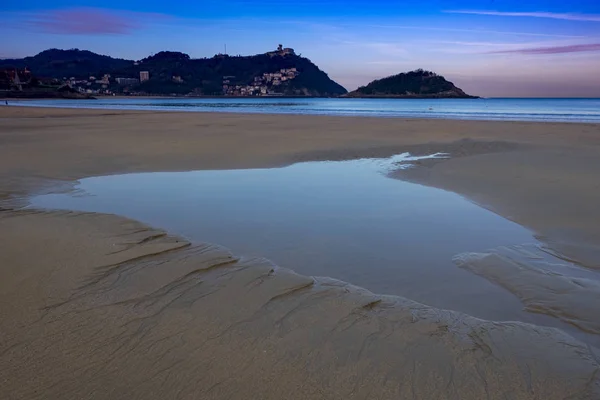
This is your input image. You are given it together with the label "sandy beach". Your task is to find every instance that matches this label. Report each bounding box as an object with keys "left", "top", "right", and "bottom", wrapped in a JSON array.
[{"left": 1, "top": 106, "right": 600, "bottom": 399}]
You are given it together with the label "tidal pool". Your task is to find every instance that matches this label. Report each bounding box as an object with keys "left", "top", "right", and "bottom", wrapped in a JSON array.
[{"left": 30, "top": 153, "right": 600, "bottom": 343}]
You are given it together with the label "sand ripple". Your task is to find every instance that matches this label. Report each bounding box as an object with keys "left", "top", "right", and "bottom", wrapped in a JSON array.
[
  {"left": 454, "top": 245, "right": 600, "bottom": 336},
  {"left": 1, "top": 211, "right": 599, "bottom": 399}
]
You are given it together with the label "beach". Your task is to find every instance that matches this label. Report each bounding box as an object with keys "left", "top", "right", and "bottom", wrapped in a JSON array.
[{"left": 1, "top": 106, "right": 600, "bottom": 399}]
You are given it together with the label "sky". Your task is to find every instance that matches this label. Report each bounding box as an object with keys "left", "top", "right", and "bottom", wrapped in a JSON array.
[{"left": 2, "top": 0, "right": 600, "bottom": 97}]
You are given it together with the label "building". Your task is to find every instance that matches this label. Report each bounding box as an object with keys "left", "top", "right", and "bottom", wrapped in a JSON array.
[
  {"left": 266, "top": 44, "right": 296, "bottom": 57},
  {"left": 172, "top": 75, "right": 183, "bottom": 83},
  {"left": 115, "top": 77, "right": 140, "bottom": 86},
  {"left": 140, "top": 71, "right": 150, "bottom": 82},
  {"left": 12, "top": 69, "right": 22, "bottom": 91},
  {"left": 98, "top": 74, "right": 110, "bottom": 85}
]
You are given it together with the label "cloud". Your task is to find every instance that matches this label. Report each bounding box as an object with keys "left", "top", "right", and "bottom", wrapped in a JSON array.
[
  {"left": 489, "top": 43, "right": 600, "bottom": 55},
  {"left": 445, "top": 10, "right": 600, "bottom": 22},
  {"left": 366, "top": 61, "right": 407, "bottom": 65},
  {"left": 362, "top": 24, "right": 584, "bottom": 38},
  {"left": 337, "top": 40, "right": 407, "bottom": 57},
  {"left": 284, "top": 20, "right": 585, "bottom": 39},
  {"left": 24, "top": 7, "right": 169, "bottom": 35}
]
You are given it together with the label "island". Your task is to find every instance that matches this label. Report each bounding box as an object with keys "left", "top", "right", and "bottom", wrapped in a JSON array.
[{"left": 345, "top": 69, "right": 477, "bottom": 98}]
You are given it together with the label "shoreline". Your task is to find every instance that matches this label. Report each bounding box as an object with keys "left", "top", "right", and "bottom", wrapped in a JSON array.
[
  {"left": 1, "top": 106, "right": 599, "bottom": 265},
  {"left": 6, "top": 99, "right": 600, "bottom": 124},
  {"left": 2, "top": 106, "right": 600, "bottom": 264},
  {"left": 2, "top": 106, "right": 600, "bottom": 398}
]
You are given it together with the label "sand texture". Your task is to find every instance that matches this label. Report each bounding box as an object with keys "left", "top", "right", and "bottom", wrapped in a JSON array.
[
  {"left": 454, "top": 246, "right": 600, "bottom": 334},
  {"left": 394, "top": 144, "right": 600, "bottom": 269},
  {"left": 1, "top": 210, "right": 599, "bottom": 399},
  {"left": 1, "top": 106, "right": 600, "bottom": 399}
]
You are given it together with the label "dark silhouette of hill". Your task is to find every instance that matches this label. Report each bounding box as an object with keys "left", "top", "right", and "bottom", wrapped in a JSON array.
[
  {"left": 346, "top": 69, "right": 476, "bottom": 98},
  {"left": 0, "top": 49, "right": 133, "bottom": 78},
  {"left": 0, "top": 48, "right": 347, "bottom": 97}
]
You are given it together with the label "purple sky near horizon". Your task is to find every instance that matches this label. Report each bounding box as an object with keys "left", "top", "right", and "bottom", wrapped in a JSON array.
[{"left": 1, "top": 1, "right": 600, "bottom": 97}]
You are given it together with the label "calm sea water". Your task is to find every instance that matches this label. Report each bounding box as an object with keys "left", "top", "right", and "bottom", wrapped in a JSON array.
[{"left": 15, "top": 97, "right": 600, "bottom": 122}]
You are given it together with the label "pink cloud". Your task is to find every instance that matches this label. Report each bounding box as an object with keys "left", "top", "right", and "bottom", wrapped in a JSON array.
[
  {"left": 490, "top": 43, "right": 600, "bottom": 55},
  {"left": 26, "top": 7, "right": 168, "bottom": 35},
  {"left": 445, "top": 10, "right": 600, "bottom": 22}
]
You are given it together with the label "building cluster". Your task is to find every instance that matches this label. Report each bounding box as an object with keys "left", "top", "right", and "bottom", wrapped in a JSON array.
[
  {"left": 66, "top": 73, "right": 113, "bottom": 95},
  {"left": 222, "top": 68, "right": 299, "bottom": 96},
  {"left": 65, "top": 71, "right": 150, "bottom": 95},
  {"left": 1, "top": 68, "right": 32, "bottom": 91}
]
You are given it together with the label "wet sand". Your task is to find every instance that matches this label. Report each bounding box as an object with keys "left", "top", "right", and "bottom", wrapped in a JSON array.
[
  {"left": 1, "top": 106, "right": 600, "bottom": 398},
  {"left": 454, "top": 248, "right": 600, "bottom": 335}
]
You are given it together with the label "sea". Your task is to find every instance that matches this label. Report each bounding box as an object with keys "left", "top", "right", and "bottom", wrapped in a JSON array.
[{"left": 14, "top": 97, "right": 600, "bottom": 123}]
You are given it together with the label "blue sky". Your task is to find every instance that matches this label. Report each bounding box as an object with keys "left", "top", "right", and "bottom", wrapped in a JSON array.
[{"left": 2, "top": 0, "right": 600, "bottom": 96}]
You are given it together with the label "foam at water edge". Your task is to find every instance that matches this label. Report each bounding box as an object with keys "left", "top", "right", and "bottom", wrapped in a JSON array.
[{"left": 387, "top": 152, "right": 449, "bottom": 171}]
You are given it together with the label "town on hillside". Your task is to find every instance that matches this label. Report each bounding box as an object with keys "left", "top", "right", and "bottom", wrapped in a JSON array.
[
  {"left": 222, "top": 67, "right": 299, "bottom": 96},
  {"left": 0, "top": 45, "right": 305, "bottom": 97}
]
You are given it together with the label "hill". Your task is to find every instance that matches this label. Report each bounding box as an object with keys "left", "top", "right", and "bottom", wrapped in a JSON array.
[
  {"left": 0, "top": 48, "right": 347, "bottom": 97},
  {"left": 0, "top": 49, "right": 133, "bottom": 79},
  {"left": 346, "top": 69, "right": 476, "bottom": 98}
]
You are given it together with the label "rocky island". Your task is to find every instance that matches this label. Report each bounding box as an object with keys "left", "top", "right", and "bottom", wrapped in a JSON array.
[{"left": 345, "top": 69, "right": 477, "bottom": 98}]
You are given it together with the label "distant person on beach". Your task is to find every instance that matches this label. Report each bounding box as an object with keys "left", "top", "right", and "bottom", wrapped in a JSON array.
[{"left": 5, "top": 101, "right": 7, "bottom": 106}]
